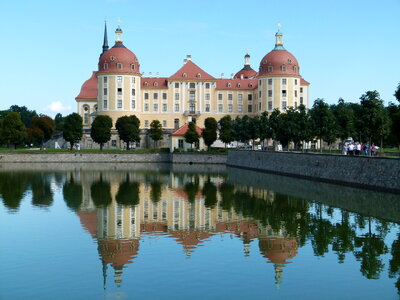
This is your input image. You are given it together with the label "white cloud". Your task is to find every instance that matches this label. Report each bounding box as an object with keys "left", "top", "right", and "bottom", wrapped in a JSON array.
[{"left": 43, "top": 101, "right": 72, "bottom": 116}]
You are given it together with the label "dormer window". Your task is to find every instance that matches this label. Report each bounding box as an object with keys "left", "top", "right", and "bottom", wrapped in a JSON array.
[
  {"left": 237, "top": 83, "right": 241, "bottom": 88},
  {"left": 131, "top": 64, "right": 135, "bottom": 71},
  {"left": 248, "top": 83, "right": 253, "bottom": 88},
  {"left": 263, "top": 60, "right": 267, "bottom": 64},
  {"left": 110, "top": 56, "right": 115, "bottom": 61},
  {"left": 294, "top": 66, "right": 298, "bottom": 72},
  {"left": 103, "top": 63, "right": 108, "bottom": 70},
  {"left": 227, "top": 83, "right": 231, "bottom": 88},
  {"left": 154, "top": 82, "right": 158, "bottom": 87},
  {"left": 196, "top": 73, "right": 201, "bottom": 78},
  {"left": 268, "top": 66, "right": 273, "bottom": 72},
  {"left": 182, "top": 73, "right": 187, "bottom": 78},
  {"left": 288, "top": 59, "right": 292, "bottom": 64},
  {"left": 117, "top": 63, "right": 123, "bottom": 70},
  {"left": 282, "top": 64, "right": 286, "bottom": 72},
  {"left": 144, "top": 82, "right": 148, "bottom": 86}
]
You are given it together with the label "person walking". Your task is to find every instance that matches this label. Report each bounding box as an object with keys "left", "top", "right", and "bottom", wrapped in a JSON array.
[
  {"left": 348, "top": 143, "right": 355, "bottom": 156},
  {"left": 371, "top": 143, "right": 376, "bottom": 156},
  {"left": 356, "top": 142, "right": 361, "bottom": 156}
]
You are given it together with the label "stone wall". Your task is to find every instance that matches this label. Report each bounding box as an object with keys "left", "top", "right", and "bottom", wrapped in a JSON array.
[
  {"left": 227, "top": 150, "right": 400, "bottom": 193},
  {"left": 171, "top": 153, "right": 227, "bottom": 164}
]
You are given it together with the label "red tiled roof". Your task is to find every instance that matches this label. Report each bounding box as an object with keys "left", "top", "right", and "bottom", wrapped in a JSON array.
[
  {"left": 234, "top": 68, "right": 258, "bottom": 79},
  {"left": 171, "top": 123, "right": 202, "bottom": 136},
  {"left": 98, "top": 239, "right": 139, "bottom": 267},
  {"left": 216, "top": 78, "right": 258, "bottom": 90},
  {"left": 98, "top": 45, "right": 140, "bottom": 74},
  {"left": 75, "top": 71, "right": 98, "bottom": 99},
  {"left": 259, "top": 237, "right": 298, "bottom": 264},
  {"left": 258, "top": 50, "right": 300, "bottom": 77},
  {"left": 169, "top": 60, "right": 215, "bottom": 80},
  {"left": 300, "top": 78, "right": 310, "bottom": 86},
  {"left": 141, "top": 77, "right": 168, "bottom": 89},
  {"left": 76, "top": 211, "right": 97, "bottom": 237}
]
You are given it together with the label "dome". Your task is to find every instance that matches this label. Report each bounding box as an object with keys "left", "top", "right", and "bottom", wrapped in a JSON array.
[
  {"left": 98, "top": 44, "right": 140, "bottom": 74},
  {"left": 234, "top": 66, "right": 257, "bottom": 79},
  {"left": 258, "top": 50, "right": 299, "bottom": 77},
  {"left": 75, "top": 71, "right": 98, "bottom": 99}
]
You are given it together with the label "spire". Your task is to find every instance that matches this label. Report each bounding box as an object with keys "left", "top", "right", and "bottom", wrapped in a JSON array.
[
  {"left": 273, "top": 24, "right": 286, "bottom": 51},
  {"left": 101, "top": 21, "right": 109, "bottom": 57},
  {"left": 102, "top": 260, "right": 108, "bottom": 290},
  {"left": 244, "top": 53, "right": 250, "bottom": 66}
]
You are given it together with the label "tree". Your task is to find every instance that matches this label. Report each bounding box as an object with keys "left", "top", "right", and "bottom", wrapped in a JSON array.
[
  {"left": 259, "top": 112, "right": 273, "bottom": 149},
  {"left": 395, "top": 82, "right": 400, "bottom": 104},
  {"left": 91, "top": 115, "right": 112, "bottom": 150},
  {"left": 219, "top": 115, "right": 234, "bottom": 147},
  {"left": 63, "top": 113, "right": 83, "bottom": 150},
  {"left": 184, "top": 122, "right": 199, "bottom": 149},
  {"left": 31, "top": 116, "right": 55, "bottom": 150},
  {"left": 91, "top": 174, "right": 112, "bottom": 207},
  {"left": 331, "top": 98, "right": 355, "bottom": 143},
  {"left": 359, "top": 91, "right": 391, "bottom": 151},
  {"left": 387, "top": 104, "right": 400, "bottom": 149},
  {"left": 268, "top": 109, "right": 281, "bottom": 149},
  {"left": 203, "top": 178, "right": 217, "bottom": 208},
  {"left": 297, "top": 105, "right": 313, "bottom": 151},
  {"left": 310, "top": 99, "right": 336, "bottom": 151},
  {"left": 149, "top": 120, "right": 163, "bottom": 148},
  {"left": 233, "top": 116, "right": 251, "bottom": 144},
  {"left": 8, "top": 105, "right": 38, "bottom": 128},
  {"left": 116, "top": 174, "right": 140, "bottom": 206},
  {"left": 1, "top": 112, "right": 26, "bottom": 149},
  {"left": 202, "top": 117, "right": 218, "bottom": 151},
  {"left": 248, "top": 116, "right": 261, "bottom": 149},
  {"left": 115, "top": 115, "right": 140, "bottom": 150},
  {"left": 63, "top": 175, "right": 83, "bottom": 211},
  {"left": 55, "top": 113, "right": 65, "bottom": 132}
]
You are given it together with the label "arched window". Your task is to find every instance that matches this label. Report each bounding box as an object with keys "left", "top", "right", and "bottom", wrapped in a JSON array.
[
  {"left": 144, "top": 82, "right": 148, "bottom": 86},
  {"left": 282, "top": 64, "right": 286, "bottom": 72},
  {"left": 182, "top": 73, "right": 187, "bottom": 78},
  {"left": 288, "top": 59, "right": 292, "bottom": 64},
  {"left": 154, "top": 82, "right": 158, "bottom": 87},
  {"left": 248, "top": 83, "right": 253, "bottom": 88},
  {"left": 268, "top": 66, "right": 273, "bottom": 72},
  {"left": 131, "top": 64, "right": 135, "bottom": 71},
  {"left": 237, "top": 83, "right": 241, "bottom": 88},
  {"left": 294, "top": 66, "right": 298, "bottom": 73},
  {"left": 83, "top": 106, "right": 89, "bottom": 124},
  {"left": 103, "top": 63, "right": 108, "bottom": 70},
  {"left": 117, "top": 63, "right": 123, "bottom": 70},
  {"left": 227, "top": 83, "right": 231, "bottom": 88},
  {"left": 196, "top": 73, "right": 201, "bottom": 78}
]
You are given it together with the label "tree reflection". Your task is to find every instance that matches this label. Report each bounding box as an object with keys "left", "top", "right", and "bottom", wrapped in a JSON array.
[
  {"left": 389, "top": 233, "right": 400, "bottom": 295},
  {"left": 91, "top": 174, "right": 112, "bottom": 207},
  {"left": 0, "top": 172, "right": 29, "bottom": 211},
  {"left": 203, "top": 178, "right": 217, "bottom": 208},
  {"left": 150, "top": 181, "right": 162, "bottom": 203},
  {"left": 116, "top": 174, "right": 140, "bottom": 207},
  {"left": 183, "top": 176, "right": 199, "bottom": 203},
  {"left": 331, "top": 211, "right": 355, "bottom": 263},
  {"left": 31, "top": 173, "right": 53, "bottom": 207},
  {"left": 219, "top": 182, "right": 235, "bottom": 211},
  {"left": 63, "top": 175, "right": 83, "bottom": 211}
]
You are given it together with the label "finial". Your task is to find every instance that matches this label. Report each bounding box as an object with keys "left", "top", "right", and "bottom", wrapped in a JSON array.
[{"left": 278, "top": 23, "right": 281, "bottom": 31}]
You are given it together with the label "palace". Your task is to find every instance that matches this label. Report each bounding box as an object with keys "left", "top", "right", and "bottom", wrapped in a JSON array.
[{"left": 75, "top": 23, "right": 310, "bottom": 149}]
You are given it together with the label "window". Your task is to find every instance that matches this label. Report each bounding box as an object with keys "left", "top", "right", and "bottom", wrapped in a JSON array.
[
  {"left": 144, "top": 82, "right": 148, "bottom": 87},
  {"left": 117, "top": 63, "right": 122, "bottom": 70},
  {"left": 288, "top": 59, "right": 292, "bottom": 64},
  {"left": 144, "top": 103, "right": 149, "bottom": 111},
  {"left": 268, "top": 90, "right": 272, "bottom": 97},
  {"left": 144, "top": 120, "right": 149, "bottom": 127},
  {"left": 259, "top": 91, "right": 262, "bottom": 98},
  {"left": 295, "top": 101, "right": 298, "bottom": 109},
  {"left": 205, "top": 93, "right": 210, "bottom": 100},
  {"left": 117, "top": 99, "right": 122, "bottom": 108},
  {"left": 131, "top": 77, "right": 135, "bottom": 84},
  {"left": 282, "top": 101, "right": 287, "bottom": 110},
  {"left": 131, "top": 100, "right": 135, "bottom": 109},
  {"left": 300, "top": 87, "right": 303, "bottom": 93},
  {"left": 182, "top": 73, "right": 187, "bottom": 78},
  {"left": 175, "top": 82, "right": 179, "bottom": 88},
  {"left": 268, "top": 101, "right": 272, "bottom": 110},
  {"left": 282, "top": 90, "right": 287, "bottom": 97},
  {"left": 294, "top": 66, "right": 298, "bottom": 72},
  {"left": 259, "top": 80, "right": 262, "bottom": 86},
  {"left": 175, "top": 93, "right": 179, "bottom": 100},
  {"left": 103, "top": 88, "right": 107, "bottom": 96},
  {"left": 248, "top": 94, "right": 252, "bottom": 101},
  {"left": 83, "top": 107, "right": 89, "bottom": 124},
  {"left": 162, "top": 93, "right": 167, "bottom": 100},
  {"left": 300, "top": 97, "right": 304, "bottom": 105},
  {"left": 175, "top": 104, "right": 179, "bottom": 112},
  {"left": 295, "top": 90, "right": 298, "bottom": 97},
  {"left": 248, "top": 105, "right": 252, "bottom": 113},
  {"left": 189, "top": 91, "right": 195, "bottom": 101},
  {"left": 189, "top": 103, "right": 195, "bottom": 113},
  {"left": 162, "top": 103, "right": 167, "bottom": 112},
  {"left": 282, "top": 79, "right": 287, "bottom": 85},
  {"left": 131, "top": 64, "right": 135, "bottom": 71},
  {"left": 238, "top": 104, "right": 243, "bottom": 112},
  {"left": 259, "top": 103, "right": 261, "bottom": 110},
  {"left": 205, "top": 104, "right": 210, "bottom": 112},
  {"left": 228, "top": 104, "right": 233, "bottom": 113},
  {"left": 268, "top": 78, "right": 272, "bottom": 85},
  {"left": 196, "top": 73, "right": 201, "bottom": 78},
  {"left": 238, "top": 94, "right": 243, "bottom": 101},
  {"left": 189, "top": 82, "right": 195, "bottom": 89},
  {"left": 268, "top": 66, "right": 273, "bottom": 72},
  {"left": 154, "top": 82, "right": 158, "bottom": 87},
  {"left": 218, "top": 94, "right": 223, "bottom": 101},
  {"left": 163, "top": 120, "right": 167, "bottom": 127},
  {"left": 117, "top": 76, "right": 122, "bottom": 83},
  {"left": 205, "top": 83, "right": 210, "bottom": 89},
  {"left": 218, "top": 104, "right": 223, "bottom": 112},
  {"left": 144, "top": 93, "right": 149, "bottom": 100},
  {"left": 103, "top": 63, "right": 108, "bottom": 70},
  {"left": 112, "top": 140, "right": 117, "bottom": 147},
  {"left": 104, "top": 77, "right": 108, "bottom": 84},
  {"left": 103, "top": 99, "right": 108, "bottom": 109},
  {"left": 154, "top": 103, "right": 158, "bottom": 111},
  {"left": 295, "top": 79, "right": 298, "bottom": 85},
  {"left": 117, "top": 88, "right": 122, "bottom": 96},
  {"left": 282, "top": 65, "right": 286, "bottom": 72},
  {"left": 227, "top": 83, "right": 231, "bottom": 88},
  {"left": 174, "top": 119, "right": 180, "bottom": 129},
  {"left": 153, "top": 93, "right": 158, "bottom": 100},
  {"left": 178, "top": 139, "right": 184, "bottom": 148},
  {"left": 228, "top": 94, "right": 233, "bottom": 101}
]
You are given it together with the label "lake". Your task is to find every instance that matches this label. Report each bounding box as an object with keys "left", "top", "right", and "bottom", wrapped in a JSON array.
[{"left": 0, "top": 163, "right": 399, "bottom": 299}]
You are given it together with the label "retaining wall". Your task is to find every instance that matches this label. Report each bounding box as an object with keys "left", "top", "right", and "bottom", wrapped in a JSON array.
[
  {"left": 171, "top": 153, "right": 227, "bottom": 164},
  {"left": 227, "top": 150, "right": 400, "bottom": 193}
]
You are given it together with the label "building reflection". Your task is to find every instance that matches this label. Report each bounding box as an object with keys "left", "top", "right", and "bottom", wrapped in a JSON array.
[{"left": 70, "top": 170, "right": 300, "bottom": 288}]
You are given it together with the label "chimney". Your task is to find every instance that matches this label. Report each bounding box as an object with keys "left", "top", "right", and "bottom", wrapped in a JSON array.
[{"left": 183, "top": 59, "right": 187, "bottom": 64}]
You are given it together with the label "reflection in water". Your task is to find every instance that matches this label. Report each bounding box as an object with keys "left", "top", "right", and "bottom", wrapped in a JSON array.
[{"left": 1, "top": 164, "right": 400, "bottom": 295}]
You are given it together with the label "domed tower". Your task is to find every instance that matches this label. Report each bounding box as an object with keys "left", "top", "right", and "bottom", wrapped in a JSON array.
[
  {"left": 234, "top": 53, "right": 257, "bottom": 79},
  {"left": 257, "top": 26, "right": 309, "bottom": 112},
  {"left": 96, "top": 25, "right": 141, "bottom": 120}
]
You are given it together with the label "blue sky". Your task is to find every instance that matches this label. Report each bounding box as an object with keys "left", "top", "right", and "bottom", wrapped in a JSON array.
[{"left": 0, "top": 0, "right": 399, "bottom": 116}]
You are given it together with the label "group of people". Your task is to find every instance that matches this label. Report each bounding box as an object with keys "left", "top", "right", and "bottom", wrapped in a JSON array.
[{"left": 342, "top": 142, "right": 378, "bottom": 156}]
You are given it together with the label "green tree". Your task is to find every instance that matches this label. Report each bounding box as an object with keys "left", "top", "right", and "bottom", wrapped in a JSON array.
[
  {"left": 150, "top": 181, "right": 162, "bottom": 203},
  {"left": 115, "top": 115, "right": 140, "bottom": 150},
  {"left": 203, "top": 178, "right": 217, "bottom": 208},
  {"left": 310, "top": 99, "right": 336, "bottom": 151},
  {"left": 275, "top": 109, "right": 295, "bottom": 150},
  {"left": 149, "top": 120, "right": 163, "bottom": 148},
  {"left": 116, "top": 174, "right": 140, "bottom": 206},
  {"left": 9, "top": 105, "right": 38, "bottom": 128},
  {"left": 91, "top": 174, "right": 112, "bottom": 207},
  {"left": 184, "top": 122, "right": 199, "bottom": 149},
  {"left": 31, "top": 174, "right": 53, "bottom": 207},
  {"left": 395, "top": 82, "right": 400, "bottom": 104},
  {"left": 259, "top": 112, "right": 273, "bottom": 149},
  {"left": 54, "top": 113, "right": 64, "bottom": 132},
  {"left": 297, "top": 105, "right": 313, "bottom": 151},
  {"left": 1, "top": 112, "right": 26, "bottom": 149},
  {"left": 31, "top": 116, "right": 55, "bottom": 150},
  {"left": 359, "top": 91, "right": 391, "bottom": 150},
  {"left": 387, "top": 104, "right": 400, "bottom": 148},
  {"left": 268, "top": 109, "right": 281, "bottom": 149},
  {"left": 91, "top": 115, "right": 112, "bottom": 150},
  {"left": 331, "top": 98, "right": 355, "bottom": 143},
  {"left": 202, "top": 117, "right": 218, "bottom": 151},
  {"left": 248, "top": 116, "right": 261, "bottom": 149},
  {"left": 219, "top": 115, "right": 234, "bottom": 147},
  {"left": 63, "top": 175, "right": 83, "bottom": 211},
  {"left": 233, "top": 116, "right": 251, "bottom": 144},
  {"left": 63, "top": 113, "right": 83, "bottom": 150}
]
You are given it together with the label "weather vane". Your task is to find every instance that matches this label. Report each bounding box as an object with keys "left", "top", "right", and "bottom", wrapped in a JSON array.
[{"left": 278, "top": 23, "right": 281, "bottom": 31}]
